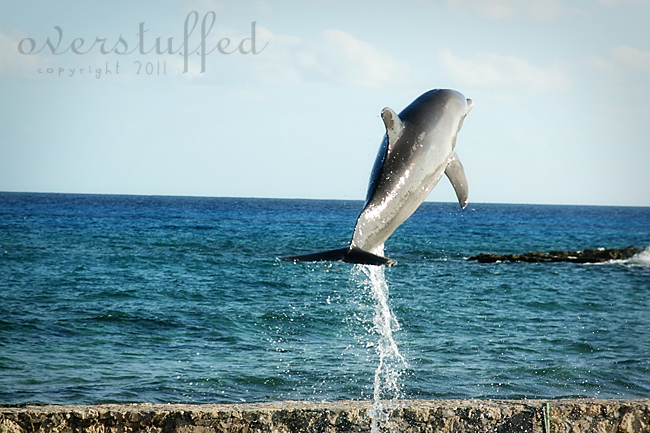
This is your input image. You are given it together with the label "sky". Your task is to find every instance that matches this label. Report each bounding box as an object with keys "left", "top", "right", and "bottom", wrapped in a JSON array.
[{"left": 1, "top": 0, "right": 649, "bottom": 206}]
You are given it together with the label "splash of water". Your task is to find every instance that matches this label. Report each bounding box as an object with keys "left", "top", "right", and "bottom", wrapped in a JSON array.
[
  {"left": 607, "top": 246, "right": 650, "bottom": 268},
  {"left": 627, "top": 247, "right": 650, "bottom": 268},
  {"left": 356, "top": 246, "right": 408, "bottom": 433}
]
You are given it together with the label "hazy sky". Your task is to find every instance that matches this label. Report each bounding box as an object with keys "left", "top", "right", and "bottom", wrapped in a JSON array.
[{"left": 1, "top": 0, "right": 649, "bottom": 206}]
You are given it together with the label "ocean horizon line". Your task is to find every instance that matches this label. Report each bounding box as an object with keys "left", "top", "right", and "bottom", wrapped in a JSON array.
[{"left": 2, "top": 190, "right": 649, "bottom": 209}]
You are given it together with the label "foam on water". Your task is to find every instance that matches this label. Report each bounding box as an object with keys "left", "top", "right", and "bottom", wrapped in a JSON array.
[
  {"left": 627, "top": 247, "right": 650, "bottom": 268},
  {"left": 355, "top": 245, "right": 408, "bottom": 433},
  {"left": 605, "top": 246, "right": 650, "bottom": 268}
]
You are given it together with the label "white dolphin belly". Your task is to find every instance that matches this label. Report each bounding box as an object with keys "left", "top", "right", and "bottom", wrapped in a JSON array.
[
  {"left": 280, "top": 88, "right": 473, "bottom": 266},
  {"left": 352, "top": 89, "right": 472, "bottom": 253}
]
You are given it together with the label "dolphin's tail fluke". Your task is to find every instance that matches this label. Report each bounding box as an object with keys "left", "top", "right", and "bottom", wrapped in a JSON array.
[{"left": 280, "top": 246, "right": 396, "bottom": 266}]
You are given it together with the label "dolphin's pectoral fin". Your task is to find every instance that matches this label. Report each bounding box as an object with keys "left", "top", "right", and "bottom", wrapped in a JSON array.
[
  {"left": 380, "top": 107, "right": 404, "bottom": 149},
  {"left": 445, "top": 151, "right": 469, "bottom": 209},
  {"left": 280, "top": 246, "right": 396, "bottom": 266}
]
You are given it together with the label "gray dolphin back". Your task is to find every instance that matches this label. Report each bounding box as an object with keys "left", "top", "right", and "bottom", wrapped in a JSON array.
[{"left": 280, "top": 88, "right": 472, "bottom": 266}]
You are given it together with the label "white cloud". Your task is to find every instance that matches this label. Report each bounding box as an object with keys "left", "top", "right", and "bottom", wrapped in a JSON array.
[
  {"left": 178, "top": 0, "right": 226, "bottom": 15},
  {"left": 178, "top": 0, "right": 272, "bottom": 15},
  {"left": 595, "top": 0, "right": 650, "bottom": 5},
  {"left": 441, "top": 0, "right": 568, "bottom": 20},
  {"left": 439, "top": 48, "right": 571, "bottom": 94},
  {"left": 252, "top": 27, "right": 409, "bottom": 87},
  {"left": 0, "top": 30, "right": 40, "bottom": 76},
  {"left": 320, "top": 29, "right": 408, "bottom": 87},
  {"left": 586, "top": 46, "right": 650, "bottom": 87},
  {"left": 248, "top": 27, "right": 309, "bottom": 85}
]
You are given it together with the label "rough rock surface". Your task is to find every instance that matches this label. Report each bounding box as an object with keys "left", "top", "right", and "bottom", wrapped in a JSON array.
[
  {"left": 1, "top": 399, "right": 649, "bottom": 433},
  {"left": 467, "top": 246, "right": 641, "bottom": 264}
]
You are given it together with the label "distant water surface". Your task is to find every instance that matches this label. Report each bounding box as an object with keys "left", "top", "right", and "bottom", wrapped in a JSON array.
[{"left": 1, "top": 192, "right": 648, "bottom": 404}]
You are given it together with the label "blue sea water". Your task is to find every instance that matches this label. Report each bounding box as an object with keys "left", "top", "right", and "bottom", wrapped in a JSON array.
[{"left": 1, "top": 192, "right": 649, "bottom": 405}]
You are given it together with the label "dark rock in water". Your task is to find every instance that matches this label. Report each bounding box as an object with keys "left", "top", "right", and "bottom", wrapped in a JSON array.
[{"left": 468, "top": 246, "right": 640, "bottom": 264}]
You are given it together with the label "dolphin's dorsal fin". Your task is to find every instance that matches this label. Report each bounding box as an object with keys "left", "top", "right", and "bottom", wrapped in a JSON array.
[
  {"left": 445, "top": 151, "right": 469, "bottom": 209},
  {"left": 466, "top": 98, "right": 474, "bottom": 113},
  {"left": 381, "top": 107, "right": 404, "bottom": 150}
]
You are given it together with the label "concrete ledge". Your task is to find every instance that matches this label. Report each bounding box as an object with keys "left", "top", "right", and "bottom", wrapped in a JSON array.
[{"left": 1, "top": 399, "right": 649, "bottom": 433}]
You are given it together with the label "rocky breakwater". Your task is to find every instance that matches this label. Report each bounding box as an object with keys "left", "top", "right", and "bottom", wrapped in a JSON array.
[
  {"left": 2, "top": 399, "right": 650, "bottom": 433},
  {"left": 468, "top": 246, "right": 641, "bottom": 264}
]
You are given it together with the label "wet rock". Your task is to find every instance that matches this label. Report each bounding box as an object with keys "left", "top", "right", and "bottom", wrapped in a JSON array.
[
  {"left": 0, "top": 418, "right": 24, "bottom": 433},
  {"left": 1, "top": 400, "right": 649, "bottom": 433},
  {"left": 468, "top": 246, "right": 641, "bottom": 264}
]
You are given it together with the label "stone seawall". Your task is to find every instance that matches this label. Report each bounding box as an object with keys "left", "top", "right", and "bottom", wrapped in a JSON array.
[{"left": 1, "top": 399, "right": 649, "bottom": 433}]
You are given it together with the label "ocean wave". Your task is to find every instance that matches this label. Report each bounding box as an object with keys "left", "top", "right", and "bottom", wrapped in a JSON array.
[
  {"left": 610, "top": 246, "right": 650, "bottom": 268},
  {"left": 627, "top": 247, "right": 650, "bottom": 268},
  {"left": 3, "top": 193, "right": 650, "bottom": 404}
]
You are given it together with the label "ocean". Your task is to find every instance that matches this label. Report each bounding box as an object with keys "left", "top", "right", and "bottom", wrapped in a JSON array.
[{"left": 1, "top": 192, "right": 649, "bottom": 406}]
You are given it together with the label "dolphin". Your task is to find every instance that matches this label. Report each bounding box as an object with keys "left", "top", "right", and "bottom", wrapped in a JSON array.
[{"left": 281, "top": 88, "right": 473, "bottom": 266}]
